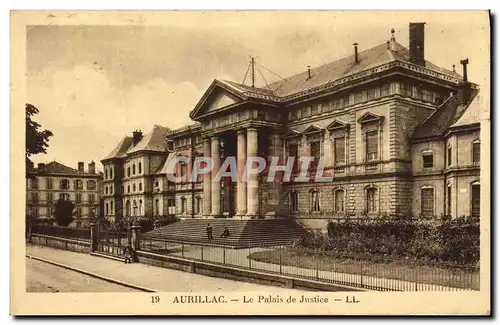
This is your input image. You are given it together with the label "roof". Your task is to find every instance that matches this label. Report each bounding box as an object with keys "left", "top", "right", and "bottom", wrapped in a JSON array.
[
  {"left": 412, "top": 87, "right": 479, "bottom": 139},
  {"left": 153, "top": 152, "right": 178, "bottom": 175},
  {"left": 450, "top": 92, "right": 481, "bottom": 128},
  {"left": 102, "top": 136, "right": 133, "bottom": 160},
  {"left": 223, "top": 40, "right": 462, "bottom": 99},
  {"left": 126, "top": 125, "right": 172, "bottom": 155},
  {"left": 34, "top": 161, "right": 99, "bottom": 177}
]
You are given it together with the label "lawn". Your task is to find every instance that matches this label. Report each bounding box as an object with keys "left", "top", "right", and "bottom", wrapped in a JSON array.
[{"left": 248, "top": 247, "right": 480, "bottom": 290}]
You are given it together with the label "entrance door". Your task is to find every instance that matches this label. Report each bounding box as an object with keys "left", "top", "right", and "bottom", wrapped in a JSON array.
[{"left": 471, "top": 183, "right": 480, "bottom": 218}]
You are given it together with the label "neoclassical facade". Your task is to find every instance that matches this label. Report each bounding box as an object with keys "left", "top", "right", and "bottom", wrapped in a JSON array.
[{"left": 103, "top": 23, "right": 482, "bottom": 224}]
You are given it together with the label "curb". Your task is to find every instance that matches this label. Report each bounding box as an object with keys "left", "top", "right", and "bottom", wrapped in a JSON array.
[{"left": 26, "top": 254, "right": 156, "bottom": 293}]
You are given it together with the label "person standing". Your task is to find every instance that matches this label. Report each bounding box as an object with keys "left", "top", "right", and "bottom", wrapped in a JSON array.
[{"left": 206, "top": 223, "right": 213, "bottom": 240}]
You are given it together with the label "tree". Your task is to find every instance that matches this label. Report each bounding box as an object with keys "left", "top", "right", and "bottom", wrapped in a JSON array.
[
  {"left": 54, "top": 199, "right": 75, "bottom": 227},
  {"left": 26, "top": 103, "right": 53, "bottom": 171}
]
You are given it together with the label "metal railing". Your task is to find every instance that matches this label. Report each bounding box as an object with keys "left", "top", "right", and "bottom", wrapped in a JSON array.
[
  {"left": 31, "top": 224, "right": 91, "bottom": 242},
  {"left": 139, "top": 236, "right": 479, "bottom": 292}
]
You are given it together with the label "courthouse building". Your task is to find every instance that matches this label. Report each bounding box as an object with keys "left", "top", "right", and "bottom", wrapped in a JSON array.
[
  {"left": 103, "top": 23, "right": 482, "bottom": 225},
  {"left": 26, "top": 161, "right": 102, "bottom": 227}
]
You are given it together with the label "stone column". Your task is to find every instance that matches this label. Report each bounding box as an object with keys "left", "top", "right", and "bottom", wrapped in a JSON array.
[
  {"left": 130, "top": 224, "right": 141, "bottom": 262},
  {"left": 236, "top": 129, "right": 247, "bottom": 216},
  {"left": 90, "top": 222, "right": 99, "bottom": 252},
  {"left": 246, "top": 128, "right": 259, "bottom": 217},
  {"left": 267, "top": 132, "right": 283, "bottom": 217},
  {"left": 203, "top": 138, "right": 212, "bottom": 216},
  {"left": 211, "top": 136, "right": 222, "bottom": 216}
]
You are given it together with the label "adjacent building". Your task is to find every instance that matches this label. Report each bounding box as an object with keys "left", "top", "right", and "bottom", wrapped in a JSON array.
[
  {"left": 26, "top": 161, "right": 102, "bottom": 227},
  {"left": 103, "top": 22, "right": 483, "bottom": 225}
]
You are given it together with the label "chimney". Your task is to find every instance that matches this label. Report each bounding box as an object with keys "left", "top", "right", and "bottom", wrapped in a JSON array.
[
  {"left": 353, "top": 43, "right": 359, "bottom": 63},
  {"left": 307, "top": 65, "right": 312, "bottom": 79},
  {"left": 88, "top": 161, "right": 96, "bottom": 174},
  {"left": 78, "top": 161, "right": 84, "bottom": 172},
  {"left": 409, "top": 22, "right": 426, "bottom": 66},
  {"left": 456, "top": 58, "right": 471, "bottom": 105},
  {"left": 133, "top": 130, "right": 143, "bottom": 145}
]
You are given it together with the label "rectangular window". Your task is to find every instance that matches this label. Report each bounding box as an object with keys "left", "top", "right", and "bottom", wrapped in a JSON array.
[
  {"left": 138, "top": 162, "right": 142, "bottom": 174},
  {"left": 76, "top": 193, "right": 82, "bottom": 203},
  {"left": 447, "top": 146, "right": 452, "bottom": 167},
  {"left": 421, "top": 188, "right": 434, "bottom": 216},
  {"left": 288, "top": 143, "right": 299, "bottom": 172},
  {"left": 31, "top": 192, "right": 38, "bottom": 203},
  {"left": 334, "top": 137, "right": 346, "bottom": 165},
  {"left": 31, "top": 178, "right": 38, "bottom": 189},
  {"left": 110, "top": 200, "right": 114, "bottom": 213},
  {"left": 365, "top": 131, "right": 379, "bottom": 161},
  {"left": 47, "top": 192, "right": 53, "bottom": 203},
  {"left": 75, "top": 180, "right": 83, "bottom": 190},
  {"left": 473, "top": 141, "right": 480, "bottom": 165},
  {"left": 46, "top": 178, "right": 53, "bottom": 189},
  {"left": 105, "top": 169, "right": 108, "bottom": 179},
  {"left": 334, "top": 190, "right": 345, "bottom": 213},
  {"left": 367, "top": 188, "right": 377, "bottom": 213},
  {"left": 47, "top": 208, "right": 53, "bottom": 217},
  {"left": 105, "top": 203, "right": 109, "bottom": 215},
  {"left": 353, "top": 91, "right": 362, "bottom": 104},
  {"left": 76, "top": 207, "right": 81, "bottom": 217},
  {"left": 380, "top": 83, "right": 390, "bottom": 96},
  {"left": 311, "top": 105, "right": 319, "bottom": 115},
  {"left": 89, "top": 194, "right": 95, "bottom": 203},
  {"left": 310, "top": 141, "right": 321, "bottom": 168},
  {"left": 422, "top": 153, "right": 434, "bottom": 168},
  {"left": 367, "top": 88, "right": 376, "bottom": 101},
  {"left": 60, "top": 179, "right": 69, "bottom": 190}
]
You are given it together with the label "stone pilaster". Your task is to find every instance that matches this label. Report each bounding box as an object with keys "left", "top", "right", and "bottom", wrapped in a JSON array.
[
  {"left": 236, "top": 129, "right": 247, "bottom": 216},
  {"left": 211, "top": 136, "right": 221, "bottom": 216},
  {"left": 246, "top": 128, "right": 259, "bottom": 217},
  {"left": 203, "top": 138, "right": 212, "bottom": 216}
]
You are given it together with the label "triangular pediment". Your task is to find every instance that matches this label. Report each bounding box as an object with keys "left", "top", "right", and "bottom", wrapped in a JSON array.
[
  {"left": 189, "top": 80, "right": 247, "bottom": 120},
  {"left": 358, "top": 112, "right": 384, "bottom": 124},
  {"left": 303, "top": 124, "right": 325, "bottom": 136},
  {"left": 326, "top": 119, "right": 349, "bottom": 131},
  {"left": 284, "top": 129, "right": 302, "bottom": 138}
]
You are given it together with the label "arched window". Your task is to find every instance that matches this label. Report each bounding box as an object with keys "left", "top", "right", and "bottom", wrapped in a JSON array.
[
  {"left": 138, "top": 199, "right": 142, "bottom": 215},
  {"left": 472, "top": 139, "right": 480, "bottom": 165},
  {"left": 195, "top": 196, "right": 203, "bottom": 215},
  {"left": 366, "top": 186, "right": 378, "bottom": 214},
  {"left": 138, "top": 162, "right": 142, "bottom": 174},
  {"left": 310, "top": 189, "right": 320, "bottom": 212},
  {"left": 133, "top": 200, "right": 138, "bottom": 216},
  {"left": 132, "top": 183, "right": 136, "bottom": 192},
  {"left": 132, "top": 164, "right": 136, "bottom": 175},
  {"left": 180, "top": 197, "right": 187, "bottom": 214},
  {"left": 289, "top": 190, "right": 299, "bottom": 213},
  {"left": 334, "top": 188, "right": 345, "bottom": 213},
  {"left": 139, "top": 182, "right": 142, "bottom": 191},
  {"left": 125, "top": 200, "right": 131, "bottom": 217}
]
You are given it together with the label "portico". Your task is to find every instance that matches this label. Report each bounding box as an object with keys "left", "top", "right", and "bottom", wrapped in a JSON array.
[{"left": 189, "top": 79, "right": 282, "bottom": 218}]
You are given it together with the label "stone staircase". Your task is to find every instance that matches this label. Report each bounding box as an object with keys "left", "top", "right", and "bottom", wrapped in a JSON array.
[{"left": 142, "top": 218, "right": 309, "bottom": 248}]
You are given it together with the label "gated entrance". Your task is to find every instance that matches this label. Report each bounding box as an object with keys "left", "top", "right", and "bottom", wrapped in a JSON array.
[{"left": 97, "top": 226, "right": 131, "bottom": 256}]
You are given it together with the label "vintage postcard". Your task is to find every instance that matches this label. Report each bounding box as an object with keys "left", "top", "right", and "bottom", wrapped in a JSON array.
[{"left": 10, "top": 10, "right": 491, "bottom": 315}]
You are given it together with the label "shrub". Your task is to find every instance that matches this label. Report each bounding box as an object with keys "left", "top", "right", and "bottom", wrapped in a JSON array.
[{"left": 296, "top": 217, "right": 480, "bottom": 265}]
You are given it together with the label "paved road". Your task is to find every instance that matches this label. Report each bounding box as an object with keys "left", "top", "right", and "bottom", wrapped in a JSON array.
[
  {"left": 27, "top": 245, "right": 302, "bottom": 292},
  {"left": 26, "top": 257, "right": 138, "bottom": 293}
]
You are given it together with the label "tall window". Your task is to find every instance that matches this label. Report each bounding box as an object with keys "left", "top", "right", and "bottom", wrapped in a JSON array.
[
  {"left": 310, "top": 190, "right": 320, "bottom": 212},
  {"left": 447, "top": 184, "right": 452, "bottom": 217},
  {"left": 105, "top": 186, "right": 108, "bottom": 195},
  {"left": 138, "top": 162, "right": 142, "bottom": 174},
  {"left": 132, "top": 184, "right": 136, "bottom": 192},
  {"left": 105, "top": 203, "right": 109, "bottom": 215},
  {"left": 366, "top": 131, "right": 379, "bottom": 161},
  {"left": 421, "top": 187, "right": 434, "bottom": 216},
  {"left": 105, "top": 169, "right": 108, "bottom": 179},
  {"left": 47, "top": 208, "right": 53, "bottom": 217},
  {"left": 75, "top": 207, "right": 81, "bottom": 217},
  {"left": 400, "top": 82, "right": 412, "bottom": 97},
  {"left": 288, "top": 143, "right": 299, "bottom": 172},
  {"left": 310, "top": 141, "right": 321, "bottom": 168},
  {"left": 472, "top": 140, "right": 480, "bottom": 165},
  {"left": 334, "top": 189, "right": 345, "bottom": 213},
  {"left": 139, "top": 182, "right": 142, "bottom": 191},
  {"left": 132, "top": 164, "right": 136, "bottom": 175},
  {"left": 196, "top": 197, "right": 202, "bottom": 215},
  {"left": 471, "top": 181, "right": 480, "bottom": 218},
  {"left": 155, "top": 199, "right": 160, "bottom": 215},
  {"left": 127, "top": 185, "right": 131, "bottom": 193},
  {"left": 110, "top": 200, "right": 114, "bottom": 213},
  {"left": 447, "top": 146, "right": 452, "bottom": 167},
  {"left": 366, "top": 187, "right": 377, "bottom": 213},
  {"left": 31, "top": 192, "right": 38, "bottom": 203},
  {"left": 289, "top": 191, "right": 299, "bottom": 213},
  {"left": 422, "top": 151, "right": 434, "bottom": 168},
  {"left": 334, "top": 137, "right": 346, "bottom": 165},
  {"left": 46, "top": 178, "right": 53, "bottom": 189},
  {"left": 127, "top": 167, "right": 131, "bottom": 177},
  {"left": 76, "top": 193, "right": 82, "bottom": 203},
  {"left": 59, "top": 193, "right": 70, "bottom": 201},
  {"left": 47, "top": 192, "right": 53, "bottom": 203},
  {"left": 110, "top": 168, "right": 113, "bottom": 179},
  {"left": 180, "top": 197, "right": 187, "bottom": 214},
  {"left": 60, "top": 179, "right": 69, "bottom": 190},
  {"left": 89, "top": 194, "right": 95, "bottom": 203},
  {"left": 139, "top": 200, "right": 142, "bottom": 215}
]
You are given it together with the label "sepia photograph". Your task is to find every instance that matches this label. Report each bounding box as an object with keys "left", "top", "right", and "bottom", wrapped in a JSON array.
[{"left": 10, "top": 10, "right": 491, "bottom": 315}]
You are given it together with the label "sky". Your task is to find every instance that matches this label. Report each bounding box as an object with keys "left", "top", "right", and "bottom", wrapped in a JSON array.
[{"left": 26, "top": 11, "right": 490, "bottom": 171}]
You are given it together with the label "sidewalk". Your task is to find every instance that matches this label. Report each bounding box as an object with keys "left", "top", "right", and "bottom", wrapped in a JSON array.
[{"left": 26, "top": 244, "right": 300, "bottom": 292}]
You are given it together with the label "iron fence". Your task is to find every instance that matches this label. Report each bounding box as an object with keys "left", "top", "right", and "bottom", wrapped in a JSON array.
[
  {"left": 97, "top": 230, "right": 130, "bottom": 256},
  {"left": 139, "top": 236, "right": 479, "bottom": 292}
]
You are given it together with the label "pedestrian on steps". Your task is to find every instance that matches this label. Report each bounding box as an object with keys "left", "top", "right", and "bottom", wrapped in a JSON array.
[{"left": 206, "top": 223, "right": 213, "bottom": 240}]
